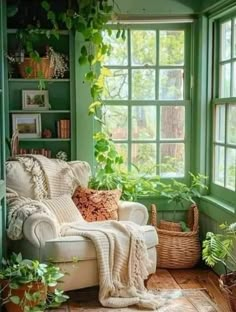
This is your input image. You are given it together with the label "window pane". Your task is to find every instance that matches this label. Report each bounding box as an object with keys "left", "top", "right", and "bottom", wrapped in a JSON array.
[
  {"left": 115, "top": 143, "right": 128, "bottom": 170},
  {"left": 103, "top": 30, "right": 128, "bottom": 66},
  {"left": 103, "top": 69, "right": 128, "bottom": 100},
  {"left": 103, "top": 106, "right": 128, "bottom": 140},
  {"left": 131, "top": 143, "right": 156, "bottom": 173},
  {"left": 132, "top": 106, "right": 156, "bottom": 140},
  {"left": 132, "top": 69, "right": 155, "bottom": 100},
  {"left": 228, "top": 104, "right": 236, "bottom": 144},
  {"left": 159, "top": 69, "right": 184, "bottom": 100},
  {"left": 226, "top": 148, "right": 236, "bottom": 191},
  {"left": 160, "top": 143, "right": 184, "bottom": 177},
  {"left": 214, "top": 145, "right": 225, "bottom": 186},
  {"left": 215, "top": 104, "right": 225, "bottom": 143},
  {"left": 220, "top": 63, "right": 231, "bottom": 98},
  {"left": 160, "top": 106, "right": 185, "bottom": 139},
  {"left": 131, "top": 30, "right": 156, "bottom": 66},
  {"left": 233, "top": 62, "right": 236, "bottom": 96},
  {"left": 221, "top": 20, "right": 231, "bottom": 61},
  {"left": 160, "top": 30, "right": 184, "bottom": 65}
]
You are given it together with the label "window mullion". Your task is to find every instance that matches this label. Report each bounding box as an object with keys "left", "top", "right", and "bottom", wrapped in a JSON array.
[
  {"left": 127, "top": 29, "right": 132, "bottom": 171},
  {"left": 224, "top": 103, "right": 228, "bottom": 187},
  {"left": 156, "top": 29, "right": 160, "bottom": 175}
]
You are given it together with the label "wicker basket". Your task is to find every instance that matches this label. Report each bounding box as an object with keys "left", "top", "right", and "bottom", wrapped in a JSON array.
[
  {"left": 18, "top": 57, "right": 54, "bottom": 79},
  {"left": 219, "top": 273, "right": 236, "bottom": 312},
  {"left": 150, "top": 203, "right": 201, "bottom": 269}
]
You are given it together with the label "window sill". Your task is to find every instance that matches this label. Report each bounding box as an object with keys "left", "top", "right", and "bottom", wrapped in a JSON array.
[{"left": 201, "top": 195, "right": 235, "bottom": 215}]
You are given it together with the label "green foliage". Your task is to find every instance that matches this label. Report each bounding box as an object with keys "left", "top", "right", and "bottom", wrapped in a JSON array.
[
  {"left": 202, "top": 223, "right": 236, "bottom": 274},
  {"left": 89, "top": 131, "right": 165, "bottom": 201},
  {"left": 162, "top": 173, "right": 208, "bottom": 208},
  {"left": 0, "top": 253, "right": 69, "bottom": 311}
]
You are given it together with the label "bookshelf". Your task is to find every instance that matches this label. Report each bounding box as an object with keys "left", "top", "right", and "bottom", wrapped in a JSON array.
[{"left": 7, "top": 30, "right": 75, "bottom": 160}]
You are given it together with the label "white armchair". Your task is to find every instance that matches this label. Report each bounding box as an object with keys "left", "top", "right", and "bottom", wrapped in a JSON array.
[{"left": 6, "top": 156, "right": 158, "bottom": 291}]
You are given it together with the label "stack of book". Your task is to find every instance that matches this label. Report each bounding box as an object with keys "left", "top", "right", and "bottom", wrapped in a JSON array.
[
  {"left": 18, "top": 148, "right": 52, "bottom": 158},
  {"left": 57, "top": 119, "right": 70, "bottom": 138}
]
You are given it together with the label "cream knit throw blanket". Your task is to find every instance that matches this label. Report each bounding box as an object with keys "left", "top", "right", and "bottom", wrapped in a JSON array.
[
  {"left": 6, "top": 188, "right": 57, "bottom": 240},
  {"left": 17, "top": 155, "right": 77, "bottom": 199},
  {"left": 7, "top": 155, "right": 77, "bottom": 239},
  {"left": 61, "top": 221, "right": 161, "bottom": 310}
]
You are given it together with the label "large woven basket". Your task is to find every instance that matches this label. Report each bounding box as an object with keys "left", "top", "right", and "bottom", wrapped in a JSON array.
[
  {"left": 150, "top": 203, "right": 201, "bottom": 269},
  {"left": 219, "top": 273, "right": 236, "bottom": 312},
  {"left": 18, "top": 57, "right": 54, "bottom": 79}
]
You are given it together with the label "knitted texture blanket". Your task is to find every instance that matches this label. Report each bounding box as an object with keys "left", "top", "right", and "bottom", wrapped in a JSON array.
[
  {"left": 6, "top": 155, "right": 77, "bottom": 239},
  {"left": 17, "top": 155, "right": 78, "bottom": 199},
  {"left": 6, "top": 188, "right": 57, "bottom": 240},
  {"left": 61, "top": 221, "right": 160, "bottom": 310}
]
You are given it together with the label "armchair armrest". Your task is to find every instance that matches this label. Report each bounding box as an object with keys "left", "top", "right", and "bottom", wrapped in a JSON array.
[
  {"left": 23, "top": 213, "right": 59, "bottom": 248},
  {"left": 118, "top": 200, "right": 148, "bottom": 225}
]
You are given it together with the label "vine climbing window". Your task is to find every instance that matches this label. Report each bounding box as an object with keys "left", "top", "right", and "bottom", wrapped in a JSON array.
[{"left": 102, "top": 23, "right": 191, "bottom": 178}]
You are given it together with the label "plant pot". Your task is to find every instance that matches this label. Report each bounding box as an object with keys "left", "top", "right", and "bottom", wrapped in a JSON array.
[
  {"left": 1, "top": 281, "right": 47, "bottom": 312},
  {"left": 18, "top": 57, "right": 54, "bottom": 79},
  {"left": 219, "top": 273, "right": 236, "bottom": 312}
]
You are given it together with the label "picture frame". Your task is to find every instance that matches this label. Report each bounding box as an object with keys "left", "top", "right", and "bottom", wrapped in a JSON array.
[
  {"left": 12, "top": 114, "right": 41, "bottom": 138},
  {"left": 22, "top": 90, "right": 50, "bottom": 110}
]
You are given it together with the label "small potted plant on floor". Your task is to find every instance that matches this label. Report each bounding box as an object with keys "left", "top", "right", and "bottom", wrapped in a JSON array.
[
  {"left": 202, "top": 223, "right": 236, "bottom": 312},
  {"left": 0, "top": 252, "right": 69, "bottom": 312}
]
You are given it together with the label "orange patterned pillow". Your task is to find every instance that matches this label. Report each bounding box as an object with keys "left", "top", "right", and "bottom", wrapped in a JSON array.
[{"left": 72, "top": 187, "right": 121, "bottom": 222}]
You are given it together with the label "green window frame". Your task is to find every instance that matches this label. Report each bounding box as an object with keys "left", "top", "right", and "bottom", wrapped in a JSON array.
[
  {"left": 102, "top": 23, "right": 192, "bottom": 180},
  {"left": 211, "top": 13, "right": 236, "bottom": 204}
]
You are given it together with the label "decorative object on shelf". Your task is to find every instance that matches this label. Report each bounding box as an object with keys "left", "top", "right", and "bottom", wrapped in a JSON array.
[
  {"left": 12, "top": 113, "right": 41, "bottom": 138},
  {"left": 57, "top": 119, "right": 70, "bottom": 138},
  {"left": 10, "top": 129, "right": 19, "bottom": 158},
  {"left": 42, "top": 128, "right": 52, "bottom": 138},
  {"left": 19, "top": 148, "right": 52, "bottom": 158},
  {"left": 56, "top": 151, "right": 68, "bottom": 161},
  {"left": 17, "top": 46, "right": 68, "bottom": 79},
  {"left": 22, "top": 89, "right": 50, "bottom": 110}
]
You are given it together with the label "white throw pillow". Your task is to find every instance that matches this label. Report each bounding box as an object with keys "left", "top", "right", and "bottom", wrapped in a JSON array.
[{"left": 42, "top": 195, "right": 86, "bottom": 225}]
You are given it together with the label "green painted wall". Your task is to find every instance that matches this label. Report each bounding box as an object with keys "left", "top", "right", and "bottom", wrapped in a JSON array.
[{"left": 116, "top": 0, "right": 198, "bottom": 15}]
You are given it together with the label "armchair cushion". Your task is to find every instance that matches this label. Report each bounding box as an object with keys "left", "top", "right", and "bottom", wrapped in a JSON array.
[
  {"left": 42, "top": 195, "right": 86, "bottom": 225},
  {"left": 72, "top": 187, "right": 121, "bottom": 222},
  {"left": 44, "top": 225, "right": 158, "bottom": 263}
]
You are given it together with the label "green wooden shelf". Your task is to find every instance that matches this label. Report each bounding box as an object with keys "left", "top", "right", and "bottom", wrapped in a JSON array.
[
  {"left": 19, "top": 138, "right": 71, "bottom": 142},
  {"left": 8, "top": 78, "right": 70, "bottom": 82},
  {"left": 7, "top": 29, "right": 69, "bottom": 35},
  {"left": 10, "top": 110, "right": 70, "bottom": 113}
]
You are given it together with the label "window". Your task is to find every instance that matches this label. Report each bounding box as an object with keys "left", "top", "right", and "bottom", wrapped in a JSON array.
[
  {"left": 102, "top": 24, "right": 191, "bottom": 178},
  {"left": 212, "top": 15, "right": 236, "bottom": 200}
]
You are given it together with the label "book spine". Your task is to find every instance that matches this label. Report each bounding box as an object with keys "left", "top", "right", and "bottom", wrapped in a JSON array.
[{"left": 57, "top": 120, "right": 61, "bottom": 138}]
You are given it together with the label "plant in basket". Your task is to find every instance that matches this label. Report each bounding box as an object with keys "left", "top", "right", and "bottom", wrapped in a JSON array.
[
  {"left": 150, "top": 173, "right": 207, "bottom": 269},
  {"left": 202, "top": 223, "right": 236, "bottom": 312},
  {"left": 0, "top": 252, "right": 69, "bottom": 312},
  {"left": 160, "top": 172, "right": 207, "bottom": 231},
  {"left": 7, "top": 45, "right": 68, "bottom": 80}
]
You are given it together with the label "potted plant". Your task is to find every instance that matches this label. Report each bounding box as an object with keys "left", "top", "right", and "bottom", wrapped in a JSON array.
[
  {"left": 160, "top": 173, "right": 208, "bottom": 231},
  {"left": 0, "top": 252, "right": 69, "bottom": 312},
  {"left": 7, "top": 46, "right": 68, "bottom": 80},
  {"left": 88, "top": 132, "right": 165, "bottom": 201},
  {"left": 202, "top": 223, "right": 236, "bottom": 312}
]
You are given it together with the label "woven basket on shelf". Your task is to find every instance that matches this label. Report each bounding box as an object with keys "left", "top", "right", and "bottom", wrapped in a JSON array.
[
  {"left": 18, "top": 57, "right": 54, "bottom": 79},
  {"left": 150, "top": 203, "right": 201, "bottom": 269}
]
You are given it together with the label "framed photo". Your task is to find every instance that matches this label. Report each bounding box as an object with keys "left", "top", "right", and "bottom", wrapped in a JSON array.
[
  {"left": 12, "top": 114, "right": 41, "bottom": 138},
  {"left": 22, "top": 90, "right": 50, "bottom": 110}
]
